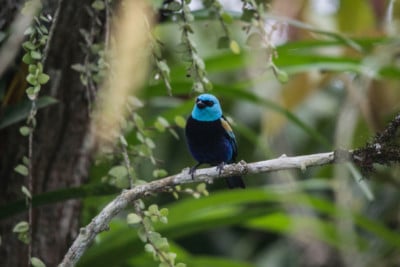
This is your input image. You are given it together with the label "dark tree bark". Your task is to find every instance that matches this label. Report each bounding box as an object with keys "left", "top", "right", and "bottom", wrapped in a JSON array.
[{"left": 0, "top": 0, "right": 99, "bottom": 265}]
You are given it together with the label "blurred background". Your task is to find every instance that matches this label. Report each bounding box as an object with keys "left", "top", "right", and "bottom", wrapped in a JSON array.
[{"left": 1, "top": 0, "right": 400, "bottom": 266}]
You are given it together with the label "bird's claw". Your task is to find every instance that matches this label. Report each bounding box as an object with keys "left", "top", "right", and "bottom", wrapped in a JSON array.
[
  {"left": 189, "top": 166, "right": 196, "bottom": 180},
  {"left": 216, "top": 162, "right": 225, "bottom": 175},
  {"left": 189, "top": 163, "right": 202, "bottom": 180}
]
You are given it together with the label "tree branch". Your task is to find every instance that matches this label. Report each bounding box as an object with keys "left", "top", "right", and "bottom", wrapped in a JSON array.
[{"left": 59, "top": 150, "right": 346, "bottom": 266}]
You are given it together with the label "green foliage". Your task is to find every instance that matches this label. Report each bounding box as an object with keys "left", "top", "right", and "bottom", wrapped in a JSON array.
[
  {"left": 178, "top": 0, "right": 212, "bottom": 92},
  {"left": 30, "top": 257, "right": 46, "bottom": 267},
  {"left": 9, "top": 9, "right": 51, "bottom": 259},
  {"left": 77, "top": 182, "right": 400, "bottom": 266},
  {"left": 21, "top": 186, "right": 32, "bottom": 201},
  {"left": 13, "top": 221, "right": 30, "bottom": 244},
  {"left": 14, "top": 164, "right": 29, "bottom": 176},
  {"left": 22, "top": 17, "right": 50, "bottom": 101},
  {"left": 91, "top": 0, "right": 105, "bottom": 11},
  {"left": 126, "top": 201, "right": 186, "bottom": 267}
]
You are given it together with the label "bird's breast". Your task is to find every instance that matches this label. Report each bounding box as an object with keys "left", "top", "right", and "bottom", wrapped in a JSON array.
[{"left": 185, "top": 117, "right": 233, "bottom": 164}]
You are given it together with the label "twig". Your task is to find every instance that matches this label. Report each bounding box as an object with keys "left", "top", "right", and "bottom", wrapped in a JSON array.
[
  {"left": 28, "top": 123, "right": 34, "bottom": 266},
  {"left": 59, "top": 151, "right": 343, "bottom": 266}
]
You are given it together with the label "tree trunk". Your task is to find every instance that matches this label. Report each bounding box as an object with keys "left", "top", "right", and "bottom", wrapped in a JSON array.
[{"left": 0, "top": 0, "right": 97, "bottom": 265}]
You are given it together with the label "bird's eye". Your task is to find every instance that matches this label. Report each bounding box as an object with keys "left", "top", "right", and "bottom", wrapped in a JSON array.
[{"left": 203, "top": 100, "right": 214, "bottom": 107}]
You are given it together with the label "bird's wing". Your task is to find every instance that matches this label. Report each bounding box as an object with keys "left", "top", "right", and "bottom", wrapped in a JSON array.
[{"left": 220, "top": 116, "right": 238, "bottom": 160}]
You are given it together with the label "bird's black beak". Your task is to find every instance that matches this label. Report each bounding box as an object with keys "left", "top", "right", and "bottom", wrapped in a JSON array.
[{"left": 196, "top": 100, "right": 206, "bottom": 109}]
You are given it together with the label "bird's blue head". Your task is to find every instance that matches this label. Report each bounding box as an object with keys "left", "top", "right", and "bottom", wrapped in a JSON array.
[{"left": 191, "top": 94, "right": 222, "bottom": 121}]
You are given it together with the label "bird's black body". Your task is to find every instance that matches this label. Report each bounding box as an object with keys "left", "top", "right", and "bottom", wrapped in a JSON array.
[
  {"left": 185, "top": 94, "right": 245, "bottom": 189},
  {"left": 186, "top": 116, "right": 236, "bottom": 165}
]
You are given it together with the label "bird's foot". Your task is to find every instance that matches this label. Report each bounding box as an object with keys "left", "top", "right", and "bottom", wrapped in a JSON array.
[
  {"left": 216, "top": 162, "right": 226, "bottom": 175},
  {"left": 189, "top": 166, "right": 196, "bottom": 180},
  {"left": 189, "top": 163, "right": 202, "bottom": 180}
]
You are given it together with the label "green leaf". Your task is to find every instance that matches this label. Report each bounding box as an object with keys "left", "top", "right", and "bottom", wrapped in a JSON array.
[
  {"left": 246, "top": 32, "right": 263, "bottom": 48},
  {"left": 144, "top": 243, "right": 155, "bottom": 254},
  {"left": 127, "top": 213, "right": 142, "bottom": 224},
  {"left": 202, "top": 77, "right": 213, "bottom": 90},
  {"left": 22, "top": 53, "right": 33, "bottom": 64},
  {"left": 39, "top": 25, "right": 48, "bottom": 34},
  {"left": 17, "top": 232, "right": 30, "bottom": 244},
  {"left": 152, "top": 235, "right": 169, "bottom": 251},
  {"left": 138, "top": 144, "right": 152, "bottom": 157},
  {"left": 174, "top": 116, "right": 186, "bottom": 128},
  {"left": 23, "top": 41, "right": 36, "bottom": 50},
  {"left": 229, "top": 40, "right": 240, "bottom": 54},
  {"left": 71, "top": 63, "right": 86, "bottom": 72},
  {"left": 38, "top": 73, "right": 50, "bottom": 84},
  {"left": 31, "top": 257, "right": 46, "bottom": 267},
  {"left": 148, "top": 204, "right": 159, "bottom": 214},
  {"left": 133, "top": 113, "right": 145, "bottom": 130},
  {"left": 119, "top": 135, "right": 128, "bottom": 147},
  {"left": 40, "top": 14, "right": 50, "bottom": 22},
  {"left": 145, "top": 137, "right": 155, "bottom": 149},
  {"left": 22, "top": 156, "right": 30, "bottom": 166},
  {"left": 217, "top": 36, "right": 230, "bottom": 49},
  {"left": 30, "top": 50, "right": 42, "bottom": 60},
  {"left": 196, "top": 183, "right": 208, "bottom": 196},
  {"left": 26, "top": 74, "right": 38, "bottom": 85},
  {"left": 23, "top": 26, "right": 34, "bottom": 36},
  {"left": 91, "top": 0, "right": 105, "bottom": 10},
  {"left": 184, "top": 12, "right": 194, "bottom": 22},
  {"left": 153, "top": 169, "right": 168, "bottom": 178},
  {"left": 28, "top": 64, "right": 37, "bottom": 74},
  {"left": 221, "top": 12, "right": 233, "bottom": 24},
  {"left": 241, "top": 9, "right": 256, "bottom": 22},
  {"left": 26, "top": 86, "right": 41, "bottom": 100},
  {"left": 137, "top": 225, "right": 147, "bottom": 242},
  {"left": 157, "top": 117, "right": 170, "bottom": 128},
  {"left": 13, "top": 221, "right": 29, "bottom": 233},
  {"left": 272, "top": 65, "right": 289, "bottom": 83},
  {"left": 165, "top": 1, "right": 181, "bottom": 11},
  {"left": 15, "top": 164, "right": 29, "bottom": 176},
  {"left": 159, "top": 216, "right": 168, "bottom": 224},
  {"left": 108, "top": 166, "right": 128, "bottom": 179},
  {"left": 39, "top": 35, "right": 48, "bottom": 45},
  {"left": 154, "top": 121, "right": 166, "bottom": 132},
  {"left": 157, "top": 60, "right": 170, "bottom": 77},
  {"left": 19, "top": 126, "right": 31, "bottom": 136},
  {"left": 21, "top": 186, "right": 32, "bottom": 200},
  {"left": 159, "top": 208, "right": 169, "bottom": 217},
  {"left": 136, "top": 132, "right": 144, "bottom": 144},
  {"left": 168, "top": 128, "right": 179, "bottom": 140},
  {"left": 136, "top": 199, "right": 145, "bottom": 210},
  {"left": 192, "top": 53, "right": 205, "bottom": 70},
  {"left": 114, "top": 176, "right": 129, "bottom": 189}
]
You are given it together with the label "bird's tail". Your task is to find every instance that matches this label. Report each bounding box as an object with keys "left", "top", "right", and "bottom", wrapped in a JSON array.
[{"left": 226, "top": 176, "right": 245, "bottom": 189}]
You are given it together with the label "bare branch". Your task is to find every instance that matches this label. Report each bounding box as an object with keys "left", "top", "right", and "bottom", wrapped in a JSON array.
[{"left": 59, "top": 151, "right": 342, "bottom": 266}]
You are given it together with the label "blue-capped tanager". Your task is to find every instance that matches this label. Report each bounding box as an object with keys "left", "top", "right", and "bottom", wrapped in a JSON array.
[{"left": 185, "top": 94, "right": 245, "bottom": 189}]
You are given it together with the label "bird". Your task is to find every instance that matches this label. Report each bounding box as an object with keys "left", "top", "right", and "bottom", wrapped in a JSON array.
[{"left": 185, "top": 93, "right": 245, "bottom": 189}]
